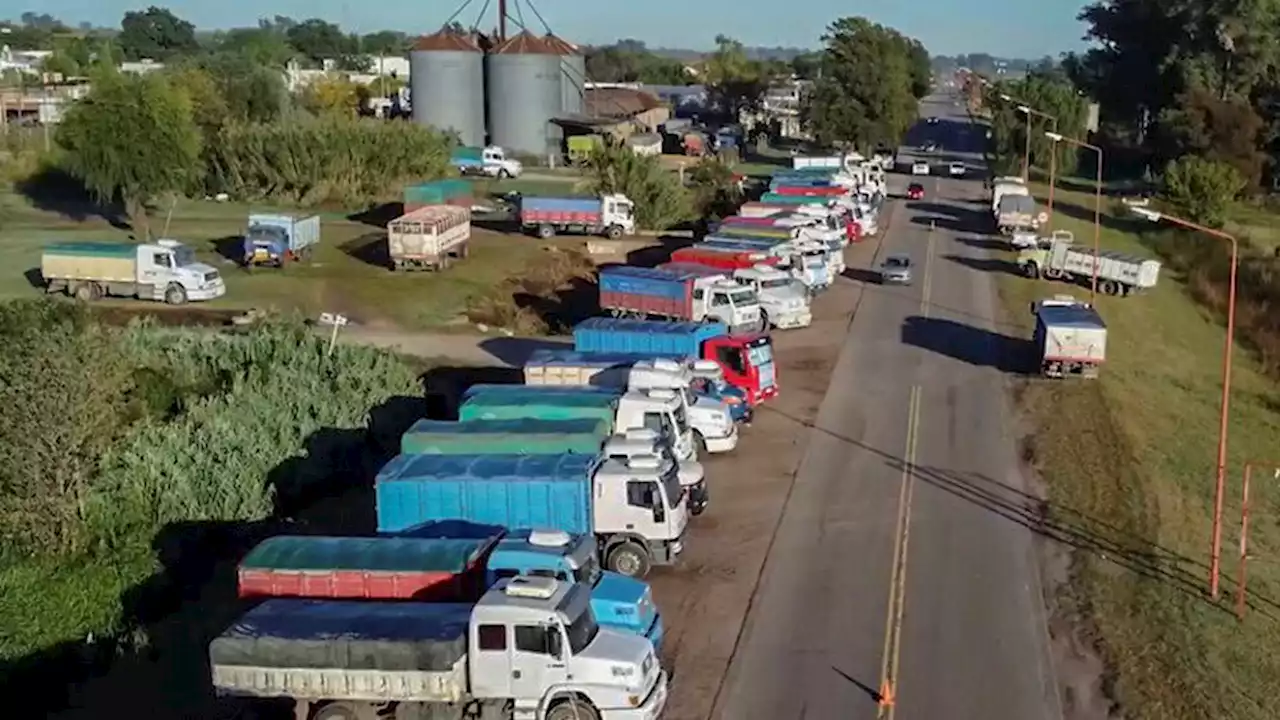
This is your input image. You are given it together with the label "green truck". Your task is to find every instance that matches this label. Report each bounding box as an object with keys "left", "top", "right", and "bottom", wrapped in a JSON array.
[
  {"left": 400, "top": 418, "right": 610, "bottom": 455},
  {"left": 458, "top": 390, "right": 619, "bottom": 423}
]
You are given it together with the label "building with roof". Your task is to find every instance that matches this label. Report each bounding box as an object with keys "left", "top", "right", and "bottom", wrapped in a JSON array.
[{"left": 553, "top": 86, "right": 670, "bottom": 144}]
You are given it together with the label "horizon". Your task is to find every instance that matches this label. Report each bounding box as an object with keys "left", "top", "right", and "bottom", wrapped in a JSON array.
[{"left": 0, "top": 0, "right": 1091, "bottom": 58}]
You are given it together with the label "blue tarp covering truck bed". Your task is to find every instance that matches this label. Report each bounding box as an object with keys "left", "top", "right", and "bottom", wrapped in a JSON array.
[
  {"left": 573, "top": 317, "right": 726, "bottom": 357},
  {"left": 375, "top": 453, "right": 596, "bottom": 534},
  {"left": 597, "top": 266, "right": 696, "bottom": 320}
]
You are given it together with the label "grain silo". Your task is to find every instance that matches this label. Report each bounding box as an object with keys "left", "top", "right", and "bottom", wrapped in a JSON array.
[
  {"left": 486, "top": 31, "right": 563, "bottom": 156},
  {"left": 543, "top": 33, "right": 586, "bottom": 116},
  {"left": 410, "top": 28, "right": 485, "bottom": 147}
]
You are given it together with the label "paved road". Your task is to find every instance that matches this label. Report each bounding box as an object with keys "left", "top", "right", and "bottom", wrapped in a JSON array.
[{"left": 712, "top": 93, "right": 1063, "bottom": 719}]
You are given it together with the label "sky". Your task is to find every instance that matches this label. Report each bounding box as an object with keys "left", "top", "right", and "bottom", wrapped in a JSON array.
[{"left": 3, "top": 0, "right": 1092, "bottom": 58}]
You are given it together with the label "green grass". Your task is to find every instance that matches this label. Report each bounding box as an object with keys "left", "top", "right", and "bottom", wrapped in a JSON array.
[
  {"left": 0, "top": 550, "right": 155, "bottom": 662},
  {"left": 0, "top": 191, "right": 552, "bottom": 329},
  {"left": 993, "top": 185, "right": 1280, "bottom": 719},
  {"left": 1226, "top": 203, "right": 1280, "bottom": 254}
]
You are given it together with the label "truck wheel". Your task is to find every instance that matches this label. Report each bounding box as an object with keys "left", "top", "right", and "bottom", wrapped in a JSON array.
[
  {"left": 538, "top": 224, "right": 556, "bottom": 239},
  {"left": 605, "top": 224, "right": 623, "bottom": 240},
  {"left": 497, "top": 169, "right": 511, "bottom": 180},
  {"left": 693, "top": 430, "right": 708, "bottom": 456},
  {"left": 1022, "top": 262, "right": 1040, "bottom": 279},
  {"left": 758, "top": 311, "right": 771, "bottom": 332},
  {"left": 606, "top": 542, "right": 651, "bottom": 578},
  {"left": 73, "top": 283, "right": 97, "bottom": 302},
  {"left": 312, "top": 703, "right": 359, "bottom": 720},
  {"left": 164, "top": 284, "right": 188, "bottom": 306},
  {"left": 547, "top": 698, "right": 601, "bottom": 720}
]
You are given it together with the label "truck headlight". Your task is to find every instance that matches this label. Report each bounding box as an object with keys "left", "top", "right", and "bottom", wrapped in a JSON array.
[{"left": 612, "top": 665, "right": 637, "bottom": 678}]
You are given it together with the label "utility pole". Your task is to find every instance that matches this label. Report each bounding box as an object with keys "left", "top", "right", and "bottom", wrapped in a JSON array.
[{"left": 498, "top": 0, "right": 507, "bottom": 41}]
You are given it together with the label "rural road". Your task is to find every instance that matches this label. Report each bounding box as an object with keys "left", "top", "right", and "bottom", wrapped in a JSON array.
[{"left": 711, "top": 94, "right": 1064, "bottom": 719}]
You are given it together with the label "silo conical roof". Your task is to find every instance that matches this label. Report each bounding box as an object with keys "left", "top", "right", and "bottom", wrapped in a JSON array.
[
  {"left": 413, "top": 27, "right": 482, "bottom": 52},
  {"left": 542, "top": 33, "right": 580, "bottom": 55},
  {"left": 491, "top": 29, "right": 557, "bottom": 55}
]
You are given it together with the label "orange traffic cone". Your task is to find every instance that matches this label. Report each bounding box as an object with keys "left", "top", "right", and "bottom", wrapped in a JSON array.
[{"left": 878, "top": 680, "right": 896, "bottom": 708}]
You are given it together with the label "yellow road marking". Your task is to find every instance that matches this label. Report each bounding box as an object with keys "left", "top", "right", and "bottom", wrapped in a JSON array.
[{"left": 878, "top": 232, "right": 935, "bottom": 717}]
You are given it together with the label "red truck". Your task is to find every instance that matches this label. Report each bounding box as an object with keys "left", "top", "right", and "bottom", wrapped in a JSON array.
[
  {"left": 771, "top": 185, "right": 847, "bottom": 197},
  {"left": 670, "top": 245, "right": 779, "bottom": 271}
]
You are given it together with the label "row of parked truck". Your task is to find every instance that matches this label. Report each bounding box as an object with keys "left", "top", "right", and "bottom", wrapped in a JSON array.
[{"left": 204, "top": 157, "right": 882, "bottom": 720}]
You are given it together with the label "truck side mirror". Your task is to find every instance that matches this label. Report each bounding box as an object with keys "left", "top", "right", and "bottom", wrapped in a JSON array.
[{"left": 545, "top": 627, "right": 563, "bottom": 659}]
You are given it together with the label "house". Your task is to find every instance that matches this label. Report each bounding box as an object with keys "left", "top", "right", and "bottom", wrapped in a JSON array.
[{"left": 554, "top": 86, "right": 671, "bottom": 144}]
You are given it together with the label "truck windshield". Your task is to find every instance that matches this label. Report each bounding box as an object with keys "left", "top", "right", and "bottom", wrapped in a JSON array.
[
  {"left": 565, "top": 606, "right": 600, "bottom": 655},
  {"left": 172, "top": 247, "right": 197, "bottom": 267},
  {"left": 617, "top": 203, "right": 634, "bottom": 218},
  {"left": 747, "top": 341, "right": 773, "bottom": 366},
  {"left": 728, "top": 289, "right": 757, "bottom": 305},
  {"left": 658, "top": 466, "right": 683, "bottom": 515}
]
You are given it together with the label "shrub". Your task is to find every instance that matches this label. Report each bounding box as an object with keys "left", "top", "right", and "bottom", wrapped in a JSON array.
[
  {"left": 579, "top": 140, "right": 692, "bottom": 230},
  {"left": 87, "top": 320, "right": 420, "bottom": 550},
  {"left": 204, "top": 115, "right": 452, "bottom": 206},
  {"left": 0, "top": 301, "right": 131, "bottom": 555},
  {"left": 1161, "top": 155, "right": 1246, "bottom": 228}
]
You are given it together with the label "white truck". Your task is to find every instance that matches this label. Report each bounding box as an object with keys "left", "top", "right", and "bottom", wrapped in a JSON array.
[
  {"left": 990, "top": 176, "right": 1029, "bottom": 214},
  {"left": 598, "top": 264, "right": 763, "bottom": 334},
  {"left": 523, "top": 355, "right": 739, "bottom": 456},
  {"left": 450, "top": 145, "right": 524, "bottom": 178},
  {"left": 605, "top": 427, "right": 709, "bottom": 515},
  {"left": 386, "top": 205, "right": 471, "bottom": 271},
  {"left": 40, "top": 239, "right": 225, "bottom": 305},
  {"left": 996, "top": 194, "right": 1045, "bottom": 234},
  {"left": 1032, "top": 295, "right": 1107, "bottom": 378},
  {"left": 210, "top": 576, "right": 667, "bottom": 720},
  {"left": 733, "top": 265, "right": 814, "bottom": 329},
  {"left": 462, "top": 384, "right": 700, "bottom": 466},
  {"left": 1017, "top": 236, "right": 1162, "bottom": 296}
]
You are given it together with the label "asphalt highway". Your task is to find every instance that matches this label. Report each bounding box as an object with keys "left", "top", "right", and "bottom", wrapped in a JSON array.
[{"left": 711, "top": 93, "right": 1064, "bottom": 719}]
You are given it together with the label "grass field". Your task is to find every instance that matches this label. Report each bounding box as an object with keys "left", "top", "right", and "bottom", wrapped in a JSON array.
[
  {"left": 0, "top": 183, "right": 580, "bottom": 330},
  {"left": 989, "top": 185, "right": 1280, "bottom": 718}
]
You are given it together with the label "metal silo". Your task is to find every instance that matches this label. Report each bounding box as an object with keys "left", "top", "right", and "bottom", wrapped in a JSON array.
[
  {"left": 486, "top": 31, "right": 563, "bottom": 156},
  {"left": 544, "top": 33, "right": 586, "bottom": 115},
  {"left": 410, "top": 29, "right": 485, "bottom": 147}
]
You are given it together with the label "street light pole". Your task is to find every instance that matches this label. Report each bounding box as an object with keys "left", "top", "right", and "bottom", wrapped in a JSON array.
[
  {"left": 1046, "top": 132, "right": 1103, "bottom": 302},
  {"left": 1130, "top": 206, "right": 1239, "bottom": 600}
]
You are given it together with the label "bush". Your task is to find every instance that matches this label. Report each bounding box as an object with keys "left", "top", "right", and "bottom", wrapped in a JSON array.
[
  {"left": 204, "top": 115, "right": 452, "bottom": 206},
  {"left": 86, "top": 320, "right": 420, "bottom": 551},
  {"left": 1160, "top": 155, "right": 1245, "bottom": 228},
  {"left": 0, "top": 301, "right": 131, "bottom": 555},
  {"left": 579, "top": 140, "right": 691, "bottom": 230}
]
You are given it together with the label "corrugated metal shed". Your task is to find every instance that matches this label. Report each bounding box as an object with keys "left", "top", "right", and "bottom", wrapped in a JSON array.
[
  {"left": 486, "top": 31, "right": 563, "bottom": 156},
  {"left": 410, "top": 29, "right": 486, "bottom": 146},
  {"left": 543, "top": 33, "right": 586, "bottom": 115}
]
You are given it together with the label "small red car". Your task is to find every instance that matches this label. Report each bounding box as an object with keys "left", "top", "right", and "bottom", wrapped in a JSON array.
[{"left": 907, "top": 183, "right": 925, "bottom": 200}]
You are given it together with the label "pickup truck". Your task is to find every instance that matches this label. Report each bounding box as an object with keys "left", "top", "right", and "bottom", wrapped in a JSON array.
[
  {"left": 41, "top": 240, "right": 224, "bottom": 305},
  {"left": 573, "top": 317, "right": 777, "bottom": 406},
  {"left": 242, "top": 213, "right": 320, "bottom": 268},
  {"left": 236, "top": 525, "right": 666, "bottom": 650},
  {"left": 386, "top": 205, "right": 471, "bottom": 271},
  {"left": 520, "top": 194, "right": 635, "bottom": 239},
  {"left": 376, "top": 452, "right": 688, "bottom": 578},
  {"left": 598, "top": 264, "right": 763, "bottom": 332},
  {"left": 450, "top": 145, "right": 523, "bottom": 178},
  {"left": 210, "top": 576, "right": 667, "bottom": 720}
]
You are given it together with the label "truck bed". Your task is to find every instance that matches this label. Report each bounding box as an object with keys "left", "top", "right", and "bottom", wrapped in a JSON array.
[
  {"left": 41, "top": 242, "right": 137, "bottom": 282},
  {"left": 401, "top": 417, "right": 607, "bottom": 455},
  {"left": 573, "top": 317, "right": 726, "bottom": 356}
]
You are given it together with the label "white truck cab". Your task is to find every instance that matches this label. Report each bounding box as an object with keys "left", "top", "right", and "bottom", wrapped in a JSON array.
[
  {"left": 606, "top": 428, "right": 710, "bottom": 516},
  {"left": 733, "top": 265, "right": 813, "bottom": 329},
  {"left": 690, "top": 276, "right": 764, "bottom": 332},
  {"left": 596, "top": 455, "right": 689, "bottom": 576},
  {"left": 465, "top": 145, "right": 524, "bottom": 178},
  {"left": 625, "top": 360, "right": 738, "bottom": 455},
  {"left": 615, "top": 388, "right": 697, "bottom": 462}
]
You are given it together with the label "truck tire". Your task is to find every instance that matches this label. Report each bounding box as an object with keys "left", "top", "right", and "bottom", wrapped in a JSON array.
[
  {"left": 547, "top": 698, "right": 601, "bottom": 720},
  {"left": 606, "top": 542, "right": 651, "bottom": 578},
  {"left": 1022, "top": 262, "right": 1040, "bottom": 279},
  {"left": 497, "top": 168, "right": 511, "bottom": 180},
  {"left": 693, "top": 430, "right": 708, "bottom": 455},
  {"left": 73, "top": 283, "right": 99, "bottom": 301},
  {"left": 758, "top": 310, "right": 771, "bottom": 332},
  {"left": 312, "top": 702, "right": 359, "bottom": 720},
  {"left": 538, "top": 224, "right": 556, "bottom": 239},
  {"left": 164, "top": 284, "right": 188, "bottom": 306},
  {"left": 605, "top": 224, "right": 623, "bottom": 240}
]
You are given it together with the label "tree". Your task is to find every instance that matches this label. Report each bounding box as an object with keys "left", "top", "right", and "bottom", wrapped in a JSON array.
[
  {"left": 361, "top": 30, "right": 409, "bottom": 56},
  {"left": 702, "top": 35, "right": 768, "bottom": 119},
  {"left": 118, "top": 6, "right": 199, "bottom": 61},
  {"left": 584, "top": 44, "right": 690, "bottom": 85},
  {"left": 790, "top": 51, "right": 823, "bottom": 80},
  {"left": 801, "top": 17, "right": 918, "bottom": 151},
  {"left": 287, "top": 18, "right": 356, "bottom": 66},
  {"left": 579, "top": 140, "right": 691, "bottom": 231},
  {"left": 988, "top": 74, "right": 1091, "bottom": 176},
  {"left": 56, "top": 71, "right": 201, "bottom": 233},
  {"left": 687, "top": 157, "right": 743, "bottom": 221},
  {"left": 1161, "top": 155, "right": 1246, "bottom": 227},
  {"left": 1157, "top": 86, "right": 1266, "bottom": 189},
  {"left": 0, "top": 301, "right": 130, "bottom": 554},
  {"left": 215, "top": 26, "right": 296, "bottom": 67},
  {"left": 298, "top": 75, "right": 362, "bottom": 115}
]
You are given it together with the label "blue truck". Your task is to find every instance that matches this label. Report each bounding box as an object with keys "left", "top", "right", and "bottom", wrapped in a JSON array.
[
  {"left": 375, "top": 453, "right": 689, "bottom": 578},
  {"left": 573, "top": 316, "right": 779, "bottom": 405},
  {"left": 396, "top": 521, "right": 665, "bottom": 649},
  {"left": 520, "top": 194, "right": 636, "bottom": 239},
  {"left": 242, "top": 213, "right": 321, "bottom": 268}
]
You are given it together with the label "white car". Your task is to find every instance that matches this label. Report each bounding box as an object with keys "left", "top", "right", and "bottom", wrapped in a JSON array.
[
  {"left": 911, "top": 161, "right": 930, "bottom": 175},
  {"left": 949, "top": 162, "right": 966, "bottom": 177}
]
